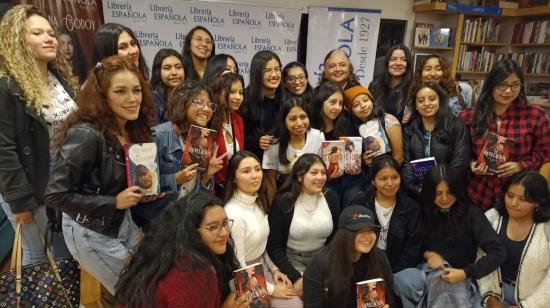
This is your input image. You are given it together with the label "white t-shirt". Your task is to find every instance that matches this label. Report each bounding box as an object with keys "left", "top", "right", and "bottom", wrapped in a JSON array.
[
  {"left": 262, "top": 128, "right": 325, "bottom": 174},
  {"left": 375, "top": 198, "right": 395, "bottom": 251},
  {"left": 287, "top": 192, "right": 333, "bottom": 252},
  {"left": 222, "top": 117, "right": 240, "bottom": 160}
]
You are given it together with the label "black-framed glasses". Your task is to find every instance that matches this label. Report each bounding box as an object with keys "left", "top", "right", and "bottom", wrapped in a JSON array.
[
  {"left": 199, "top": 219, "right": 234, "bottom": 234},
  {"left": 192, "top": 99, "right": 216, "bottom": 112},
  {"left": 287, "top": 75, "right": 306, "bottom": 83},
  {"left": 495, "top": 82, "right": 522, "bottom": 92}
]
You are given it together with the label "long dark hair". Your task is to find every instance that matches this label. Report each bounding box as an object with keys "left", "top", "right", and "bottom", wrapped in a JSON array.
[
  {"left": 58, "top": 26, "right": 88, "bottom": 84},
  {"left": 274, "top": 97, "right": 311, "bottom": 165},
  {"left": 92, "top": 23, "right": 149, "bottom": 79},
  {"left": 165, "top": 80, "right": 212, "bottom": 131},
  {"left": 209, "top": 72, "right": 244, "bottom": 131},
  {"left": 278, "top": 154, "right": 327, "bottom": 208},
  {"left": 116, "top": 192, "right": 238, "bottom": 308},
  {"left": 414, "top": 54, "right": 459, "bottom": 98},
  {"left": 240, "top": 50, "right": 283, "bottom": 136},
  {"left": 223, "top": 151, "right": 269, "bottom": 214},
  {"left": 181, "top": 26, "right": 215, "bottom": 81},
  {"left": 495, "top": 171, "right": 550, "bottom": 223},
  {"left": 282, "top": 61, "right": 313, "bottom": 103},
  {"left": 324, "top": 228, "right": 392, "bottom": 307},
  {"left": 310, "top": 81, "right": 346, "bottom": 136},
  {"left": 203, "top": 53, "right": 240, "bottom": 84},
  {"left": 150, "top": 48, "right": 185, "bottom": 102},
  {"left": 421, "top": 165, "right": 468, "bottom": 241},
  {"left": 371, "top": 44, "right": 413, "bottom": 113},
  {"left": 408, "top": 82, "right": 457, "bottom": 144},
  {"left": 318, "top": 49, "right": 360, "bottom": 87},
  {"left": 471, "top": 59, "right": 526, "bottom": 138},
  {"left": 346, "top": 89, "right": 387, "bottom": 138}
]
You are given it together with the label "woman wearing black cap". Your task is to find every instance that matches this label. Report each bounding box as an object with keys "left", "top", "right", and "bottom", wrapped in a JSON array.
[{"left": 303, "top": 206, "right": 394, "bottom": 308}]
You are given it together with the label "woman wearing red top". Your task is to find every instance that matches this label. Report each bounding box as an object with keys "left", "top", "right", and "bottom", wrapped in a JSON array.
[
  {"left": 460, "top": 59, "right": 550, "bottom": 210},
  {"left": 116, "top": 192, "right": 250, "bottom": 308},
  {"left": 209, "top": 72, "right": 245, "bottom": 196}
]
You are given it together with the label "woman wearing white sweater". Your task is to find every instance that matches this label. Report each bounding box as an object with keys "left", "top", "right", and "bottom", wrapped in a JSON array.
[
  {"left": 479, "top": 171, "right": 550, "bottom": 308},
  {"left": 224, "top": 150, "right": 301, "bottom": 307}
]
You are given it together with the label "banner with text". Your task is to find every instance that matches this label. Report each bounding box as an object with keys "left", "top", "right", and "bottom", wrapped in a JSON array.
[
  {"left": 103, "top": 0, "right": 301, "bottom": 81},
  {"left": 306, "top": 7, "right": 381, "bottom": 87}
]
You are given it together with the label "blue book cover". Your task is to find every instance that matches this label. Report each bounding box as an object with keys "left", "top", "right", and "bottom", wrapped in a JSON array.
[
  {"left": 430, "top": 28, "right": 450, "bottom": 47},
  {"left": 410, "top": 157, "right": 436, "bottom": 185}
]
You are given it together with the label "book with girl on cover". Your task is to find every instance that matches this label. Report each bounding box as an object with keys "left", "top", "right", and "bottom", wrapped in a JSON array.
[
  {"left": 477, "top": 132, "right": 515, "bottom": 174},
  {"left": 321, "top": 141, "right": 345, "bottom": 178},
  {"left": 182, "top": 125, "right": 218, "bottom": 172},
  {"left": 340, "top": 137, "right": 363, "bottom": 175},
  {"left": 233, "top": 263, "right": 269, "bottom": 308},
  {"left": 124, "top": 143, "right": 160, "bottom": 196},
  {"left": 357, "top": 278, "right": 388, "bottom": 308}
]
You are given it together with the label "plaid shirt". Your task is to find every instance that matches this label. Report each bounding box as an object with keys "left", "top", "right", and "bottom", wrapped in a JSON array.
[{"left": 460, "top": 104, "right": 550, "bottom": 210}]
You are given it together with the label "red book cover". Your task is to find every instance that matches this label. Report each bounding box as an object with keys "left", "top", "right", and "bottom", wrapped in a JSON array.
[
  {"left": 339, "top": 136, "right": 363, "bottom": 175},
  {"left": 357, "top": 278, "right": 388, "bottom": 308},
  {"left": 124, "top": 143, "right": 160, "bottom": 195},
  {"left": 321, "top": 141, "right": 345, "bottom": 178},
  {"left": 477, "top": 132, "right": 515, "bottom": 175},
  {"left": 182, "top": 125, "right": 218, "bottom": 172},
  {"left": 233, "top": 263, "right": 269, "bottom": 308}
]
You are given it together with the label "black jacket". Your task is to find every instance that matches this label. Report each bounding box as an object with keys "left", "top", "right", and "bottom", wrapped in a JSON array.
[
  {"left": 303, "top": 247, "right": 394, "bottom": 308},
  {"left": 267, "top": 190, "right": 341, "bottom": 283},
  {"left": 351, "top": 188, "right": 423, "bottom": 273},
  {"left": 45, "top": 122, "right": 127, "bottom": 237},
  {"left": 402, "top": 116, "right": 471, "bottom": 195},
  {"left": 0, "top": 74, "right": 74, "bottom": 213}
]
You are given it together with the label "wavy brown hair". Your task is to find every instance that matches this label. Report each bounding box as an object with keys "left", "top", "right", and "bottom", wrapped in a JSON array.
[
  {"left": 165, "top": 80, "right": 212, "bottom": 132},
  {"left": 414, "top": 54, "right": 459, "bottom": 97},
  {"left": 61, "top": 56, "right": 155, "bottom": 146},
  {"left": 208, "top": 72, "right": 244, "bottom": 131},
  {"left": 0, "top": 4, "right": 73, "bottom": 112}
]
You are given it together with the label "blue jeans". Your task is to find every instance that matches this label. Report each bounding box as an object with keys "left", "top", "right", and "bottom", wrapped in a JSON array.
[
  {"left": 503, "top": 282, "right": 516, "bottom": 306},
  {"left": 62, "top": 210, "right": 141, "bottom": 294}
]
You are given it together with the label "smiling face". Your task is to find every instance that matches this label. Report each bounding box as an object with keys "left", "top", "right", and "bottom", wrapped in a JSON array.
[
  {"left": 505, "top": 183, "right": 537, "bottom": 221},
  {"left": 198, "top": 205, "right": 230, "bottom": 255},
  {"left": 492, "top": 73, "right": 521, "bottom": 109},
  {"left": 227, "top": 80, "right": 244, "bottom": 112},
  {"left": 186, "top": 90, "right": 213, "bottom": 127},
  {"left": 300, "top": 162, "right": 327, "bottom": 195},
  {"left": 421, "top": 57, "right": 443, "bottom": 83},
  {"left": 322, "top": 92, "right": 344, "bottom": 122},
  {"left": 324, "top": 51, "right": 351, "bottom": 86},
  {"left": 355, "top": 228, "right": 377, "bottom": 255},
  {"left": 434, "top": 181, "right": 457, "bottom": 210},
  {"left": 263, "top": 58, "right": 281, "bottom": 93},
  {"left": 117, "top": 31, "right": 140, "bottom": 67},
  {"left": 59, "top": 33, "right": 73, "bottom": 62},
  {"left": 190, "top": 29, "right": 213, "bottom": 61},
  {"left": 226, "top": 57, "right": 237, "bottom": 73},
  {"left": 388, "top": 49, "right": 407, "bottom": 78},
  {"left": 285, "top": 66, "right": 307, "bottom": 96},
  {"left": 26, "top": 15, "right": 58, "bottom": 66},
  {"left": 351, "top": 94, "right": 374, "bottom": 122},
  {"left": 106, "top": 70, "right": 143, "bottom": 129},
  {"left": 373, "top": 166, "right": 401, "bottom": 199},
  {"left": 415, "top": 87, "right": 440, "bottom": 120},
  {"left": 285, "top": 106, "right": 309, "bottom": 138},
  {"left": 160, "top": 55, "right": 185, "bottom": 89},
  {"left": 235, "top": 157, "right": 263, "bottom": 196}
]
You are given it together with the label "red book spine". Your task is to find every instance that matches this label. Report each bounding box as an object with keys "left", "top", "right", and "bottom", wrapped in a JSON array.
[{"left": 123, "top": 144, "right": 132, "bottom": 188}]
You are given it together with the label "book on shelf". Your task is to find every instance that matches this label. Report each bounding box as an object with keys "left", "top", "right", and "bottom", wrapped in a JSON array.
[
  {"left": 233, "top": 263, "right": 269, "bottom": 308},
  {"left": 339, "top": 136, "right": 363, "bottom": 175},
  {"left": 410, "top": 157, "right": 437, "bottom": 186},
  {"left": 182, "top": 125, "right": 218, "bottom": 172},
  {"left": 124, "top": 143, "right": 161, "bottom": 196},
  {"left": 430, "top": 28, "right": 450, "bottom": 47},
  {"left": 498, "top": 1, "right": 519, "bottom": 8},
  {"left": 321, "top": 140, "right": 345, "bottom": 178},
  {"left": 477, "top": 132, "right": 515, "bottom": 175},
  {"left": 499, "top": 52, "right": 550, "bottom": 74},
  {"left": 511, "top": 20, "right": 550, "bottom": 44},
  {"left": 357, "top": 278, "right": 387, "bottom": 308},
  {"left": 415, "top": 27, "right": 431, "bottom": 48},
  {"left": 462, "top": 17, "right": 501, "bottom": 44}
]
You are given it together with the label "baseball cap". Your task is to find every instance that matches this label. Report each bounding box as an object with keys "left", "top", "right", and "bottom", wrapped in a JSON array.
[{"left": 339, "top": 205, "right": 380, "bottom": 231}]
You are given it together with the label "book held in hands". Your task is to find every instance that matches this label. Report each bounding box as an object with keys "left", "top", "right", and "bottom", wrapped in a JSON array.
[
  {"left": 477, "top": 132, "right": 515, "bottom": 175},
  {"left": 339, "top": 136, "right": 363, "bottom": 175},
  {"left": 233, "top": 263, "right": 269, "bottom": 308},
  {"left": 182, "top": 125, "right": 218, "bottom": 172},
  {"left": 357, "top": 278, "right": 388, "bottom": 308},
  {"left": 321, "top": 141, "right": 345, "bottom": 178},
  {"left": 410, "top": 157, "right": 436, "bottom": 186},
  {"left": 359, "top": 119, "right": 390, "bottom": 157},
  {"left": 124, "top": 143, "right": 160, "bottom": 196}
]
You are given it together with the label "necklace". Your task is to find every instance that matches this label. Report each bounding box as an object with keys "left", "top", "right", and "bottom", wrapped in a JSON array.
[{"left": 302, "top": 194, "right": 320, "bottom": 213}]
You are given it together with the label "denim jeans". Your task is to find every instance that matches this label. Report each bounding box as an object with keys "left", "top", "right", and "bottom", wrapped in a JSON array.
[
  {"left": 502, "top": 282, "right": 517, "bottom": 306},
  {"left": 62, "top": 210, "right": 141, "bottom": 294}
]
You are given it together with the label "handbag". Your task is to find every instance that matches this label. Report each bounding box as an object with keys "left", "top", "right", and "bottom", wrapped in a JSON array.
[{"left": 0, "top": 222, "right": 80, "bottom": 307}]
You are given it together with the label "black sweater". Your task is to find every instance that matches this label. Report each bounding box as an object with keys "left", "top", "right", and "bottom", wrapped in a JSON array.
[
  {"left": 241, "top": 95, "right": 280, "bottom": 159},
  {"left": 267, "top": 190, "right": 341, "bottom": 283},
  {"left": 422, "top": 203, "right": 506, "bottom": 279},
  {"left": 351, "top": 188, "right": 423, "bottom": 273}
]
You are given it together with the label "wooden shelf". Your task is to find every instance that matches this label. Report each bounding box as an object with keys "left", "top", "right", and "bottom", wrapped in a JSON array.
[
  {"left": 460, "top": 42, "right": 507, "bottom": 46},
  {"left": 510, "top": 43, "right": 550, "bottom": 47},
  {"left": 413, "top": 46, "right": 454, "bottom": 50},
  {"left": 525, "top": 74, "right": 550, "bottom": 78},
  {"left": 413, "top": 2, "right": 447, "bottom": 13},
  {"left": 515, "top": 6, "right": 550, "bottom": 17},
  {"left": 456, "top": 71, "right": 489, "bottom": 75},
  {"left": 413, "top": 4, "right": 550, "bottom": 17}
]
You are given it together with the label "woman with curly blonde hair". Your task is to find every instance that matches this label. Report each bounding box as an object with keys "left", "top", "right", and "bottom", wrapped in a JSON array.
[{"left": 0, "top": 4, "right": 77, "bottom": 265}]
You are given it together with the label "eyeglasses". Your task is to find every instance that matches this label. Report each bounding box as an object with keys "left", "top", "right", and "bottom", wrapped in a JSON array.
[
  {"left": 287, "top": 75, "right": 306, "bottom": 83},
  {"left": 199, "top": 219, "right": 234, "bottom": 234},
  {"left": 192, "top": 36, "right": 213, "bottom": 46},
  {"left": 495, "top": 82, "right": 522, "bottom": 92},
  {"left": 192, "top": 99, "right": 216, "bottom": 112},
  {"left": 264, "top": 67, "right": 281, "bottom": 76}
]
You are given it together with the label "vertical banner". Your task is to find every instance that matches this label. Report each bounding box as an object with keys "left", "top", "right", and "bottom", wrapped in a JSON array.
[
  {"left": 102, "top": 0, "right": 301, "bottom": 82},
  {"left": 14, "top": 0, "right": 102, "bottom": 84},
  {"left": 306, "top": 7, "right": 381, "bottom": 87}
]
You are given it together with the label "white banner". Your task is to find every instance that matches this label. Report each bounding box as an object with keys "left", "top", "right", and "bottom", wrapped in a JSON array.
[
  {"left": 306, "top": 7, "right": 381, "bottom": 87},
  {"left": 102, "top": 0, "right": 301, "bottom": 82}
]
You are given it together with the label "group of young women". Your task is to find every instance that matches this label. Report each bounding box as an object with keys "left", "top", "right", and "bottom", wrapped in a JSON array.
[{"left": 0, "top": 4, "right": 549, "bottom": 308}]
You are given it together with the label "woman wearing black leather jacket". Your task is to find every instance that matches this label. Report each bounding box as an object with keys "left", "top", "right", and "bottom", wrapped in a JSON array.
[{"left": 45, "top": 56, "right": 157, "bottom": 295}]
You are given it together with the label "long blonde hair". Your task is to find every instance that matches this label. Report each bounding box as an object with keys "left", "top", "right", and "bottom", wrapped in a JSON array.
[{"left": 0, "top": 4, "right": 72, "bottom": 112}]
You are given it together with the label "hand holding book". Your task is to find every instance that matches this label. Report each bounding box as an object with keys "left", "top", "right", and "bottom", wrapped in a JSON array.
[
  {"left": 175, "top": 163, "right": 199, "bottom": 185},
  {"left": 496, "top": 162, "right": 523, "bottom": 178}
]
